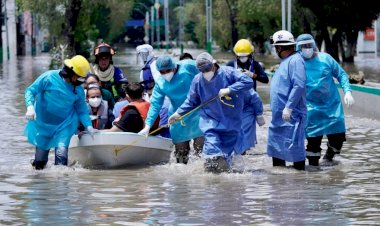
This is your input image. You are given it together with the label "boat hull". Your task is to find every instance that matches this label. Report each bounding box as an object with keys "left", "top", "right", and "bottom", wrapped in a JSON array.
[{"left": 69, "top": 132, "right": 173, "bottom": 168}]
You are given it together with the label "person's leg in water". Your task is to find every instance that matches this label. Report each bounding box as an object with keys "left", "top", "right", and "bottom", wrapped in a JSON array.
[
  {"left": 55, "top": 146, "right": 68, "bottom": 166},
  {"left": 306, "top": 136, "right": 323, "bottom": 166},
  {"left": 32, "top": 147, "right": 50, "bottom": 170},
  {"left": 193, "top": 136, "right": 205, "bottom": 157},
  {"left": 324, "top": 132, "right": 346, "bottom": 161},
  {"left": 293, "top": 160, "right": 305, "bottom": 170},
  {"left": 174, "top": 141, "right": 190, "bottom": 164},
  {"left": 272, "top": 157, "right": 286, "bottom": 167}
]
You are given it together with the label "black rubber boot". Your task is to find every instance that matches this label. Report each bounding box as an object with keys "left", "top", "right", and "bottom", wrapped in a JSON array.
[
  {"left": 323, "top": 146, "right": 336, "bottom": 161},
  {"left": 204, "top": 156, "right": 230, "bottom": 174},
  {"left": 307, "top": 156, "right": 320, "bottom": 166},
  {"left": 175, "top": 150, "right": 189, "bottom": 164},
  {"left": 33, "top": 160, "right": 47, "bottom": 170},
  {"left": 293, "top": 160, "right": 305, "bottom": 171},
  {"left": 272, "top": 157, "right": 286, "bottom": 167}
]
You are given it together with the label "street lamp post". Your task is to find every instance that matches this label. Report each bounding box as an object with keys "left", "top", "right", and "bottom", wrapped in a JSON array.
[
  {"left": 206, "top": 0, "right": 212, "bottom": 54},
  {"left": 164, "top": 0, "right": 169, "bottom": 51},
  {"left": 155, "top": 0, "right": 160, "bottom": 49}
]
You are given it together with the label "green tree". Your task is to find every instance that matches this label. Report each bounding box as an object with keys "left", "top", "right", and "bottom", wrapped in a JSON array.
[{"left": 298, "top": 0, "right": 380, "bottom": 62}]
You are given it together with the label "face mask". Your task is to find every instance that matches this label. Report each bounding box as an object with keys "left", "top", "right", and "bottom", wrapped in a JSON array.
[
  {"left": 239, "top": 56, "right": 249, "bottom": 63},
  {"left": 72, "top": 76, "right": 85, "bottom": 86},
  {"left": 88, "top": 97, "right": 102, "bottom": 108},
  {"left": 302, "top": 48, "right": 314, "bottom": 59},
  {"left": 162, "top": 72, "right": 174, "bottom": 82},
  {"left": 203, "top": 71, "right": 214, "bottom": 81}
]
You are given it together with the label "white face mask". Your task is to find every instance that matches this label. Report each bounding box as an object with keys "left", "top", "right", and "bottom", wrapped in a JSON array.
[
  {"left": 203, "top": 71, "right": 214, "bottom": 81},
  {"left": 239, "top": 56, "right": 249, "bottom": 63},
  {"left": 88, "top": 97, "right": 102, "bottom": 108},
  {"left": 302, "top": 48, "right": 314, "bottom": 59},
  {"left": 162, "top": 72, "right": 174, "bottom": 82}
]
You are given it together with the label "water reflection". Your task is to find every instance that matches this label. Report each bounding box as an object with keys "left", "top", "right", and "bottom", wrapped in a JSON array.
[{"left": 0, "top": 53, "right": 379, "bottom": 224}]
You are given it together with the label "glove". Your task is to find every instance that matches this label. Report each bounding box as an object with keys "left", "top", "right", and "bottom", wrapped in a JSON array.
[
  {"left": 25, "top": 106, "right": 36, "bottom": 120},
  {"left": 168, "top": 112, "right": 181, "bottom": 125},
  {"left": 243, "top": 70, "right": 256, "bottom": 79},
  {"left": 282, "top": 107, "right": 292, "bottom": 122},
  {"left": 256, "top": 115, "right": 265, "bottom": 127},
  {"left": 138, "top": 125, "right": 151, "bottom": 137},
  {"left": 218, "top": 88, "right": 230, "bottom": 98},
  {"left": 344, "top": 91, "right": 355, "bottom": 107},
  {"left": 87, "top": 126, "right": 99, "bottom": 139}
]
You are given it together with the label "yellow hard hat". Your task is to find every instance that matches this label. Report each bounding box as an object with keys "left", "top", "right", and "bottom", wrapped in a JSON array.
[
  {"left": 64, "top": 55, "right": 90, "bottom": 78},
  {"left": 233, "top": 39, "right": 254, "bottom": 56}
]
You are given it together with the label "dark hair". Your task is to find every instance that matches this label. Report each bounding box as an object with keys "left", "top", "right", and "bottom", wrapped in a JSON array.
[
  {"left": 86, "top": 74, "right": 100, "bottom": 83},
  {"left": 126, "top": 82, "right": 144, "bottom": 100},
  {"left": 180, "top": 52, "right": 193, "bottom": 60}
]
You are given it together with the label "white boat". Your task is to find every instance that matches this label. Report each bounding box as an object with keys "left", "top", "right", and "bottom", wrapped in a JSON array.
[{"left": 69, "top": 132, "right": 173, "bottom": 169}]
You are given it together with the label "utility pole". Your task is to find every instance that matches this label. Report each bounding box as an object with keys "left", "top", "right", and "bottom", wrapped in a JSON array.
[
  {"left": 205, "top": 0, "right": 212, "bottom": 54},
  {"left": 6, "top": 0, "right": 16, "bottom": 60},
  {"left": 164, "top": 0, "right": 169, "bottom": 51},
  {"left": 281, "top": 0, "right": 292, "bottom": 32},
  {"left": 150, "top": 6, "right": 154, "bottom": 45},
  {"left": 155, "top": 0, "right": 160, "bottom": 49},
  {"left": 179, "top": 0, "right": 184, "bottom": 54}
]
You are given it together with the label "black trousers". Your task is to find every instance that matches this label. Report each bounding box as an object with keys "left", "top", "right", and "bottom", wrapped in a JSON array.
[{"left": 306, "top": 132, "right": 346, "bottom": 157}]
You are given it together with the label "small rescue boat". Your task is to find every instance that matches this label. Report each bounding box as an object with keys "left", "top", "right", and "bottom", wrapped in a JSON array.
[{"left": 69, "top": 132, "right": 173, "bottom": 168}]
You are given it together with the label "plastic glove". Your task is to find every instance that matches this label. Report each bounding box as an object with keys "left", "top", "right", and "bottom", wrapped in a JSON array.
[
  {"left": 256, "top": 115, "right": 265, "bottom": 127},
  {"left": 87, "top": 126, "right": 99, "bottom": 139},
  {"left": 218, "top": 88, "right": 230, "bottom": 98},
  {"left": 168, "top": 112, "right": 181, "bottom": 125},
  {"left": 282, "top": 107, "right": 292, "bottom": 122},
  {"left": 25, "top": 106, "right": 36, "bottom": 120},
  {"left": 344, "top": 91, "right": 355, "bottom": 107},
  {"left": 243, "top": 70, "right": 256, "bottom": 79},
  {"left": 138, "top": 125, "right": 151, "bottom": 137}
]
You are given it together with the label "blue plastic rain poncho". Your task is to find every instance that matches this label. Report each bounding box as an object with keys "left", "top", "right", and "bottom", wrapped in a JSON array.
[
  {"left": 267, "top": 52, "right": 307, "bottom": 162},
  {"left": 24, "top": 70, "right": 92, "bottom": 150},
  {"left": 176, "top": 65, "right": 253, "bottom": 159},
  {"left": 241, "top": 89, "right": 264, "bottom": 152},
  {"left": 303, "top": 52, "right": 351, "bottom": 137},
  {"left": 145, "top": 59, "right": 203, "bottom": 143}
]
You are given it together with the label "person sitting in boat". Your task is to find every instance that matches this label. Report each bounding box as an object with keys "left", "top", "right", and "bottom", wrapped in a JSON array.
[
  {"left": 89, "top": 42, "right": 128, "bottom": 102},
  {"left": 86, "top": 84, "right": 115, "bottom": 130},
  {"left": 84, "top": 74, "right": 115, "bottom": 110},
  {"left": 138, "top": 55, "right": 204, "bottom": 164},
  {"left": 103, "top": 82, "right": 155, "bottom": 133}
]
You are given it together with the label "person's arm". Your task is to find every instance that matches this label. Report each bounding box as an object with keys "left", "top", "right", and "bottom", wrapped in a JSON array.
[
  {"left": 253, "top": 61, "right": 269, "bottom": 84},
  {"left": 286, "top": 56, "right": 306, "bottom": 110},
  {"left": 328, "top": 54, "right": 352, "bottom": 94},
  {"left": 227, "top": 68, "right": 254, "bottom": 94},
  {"left": 145, "top": 85, "right": 165, "bottom": 127},
  {"left": 250, "top": 89, "right": 264, "bottom": 116},
  {"left": 75, "top": 86, "right": 92, "bottom": 128},
  {"left": 25, "top": 71, "right": 50, "bottom": 107}
]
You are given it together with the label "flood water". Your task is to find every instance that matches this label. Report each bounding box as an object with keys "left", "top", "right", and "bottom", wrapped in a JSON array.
[{"left": 0, "top": 50, "right": 380, "bottom": 225}]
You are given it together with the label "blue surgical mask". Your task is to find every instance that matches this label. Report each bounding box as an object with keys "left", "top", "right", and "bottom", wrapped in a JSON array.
[{"left": 301, "top": 48, "right": 314, "bottom": 59}]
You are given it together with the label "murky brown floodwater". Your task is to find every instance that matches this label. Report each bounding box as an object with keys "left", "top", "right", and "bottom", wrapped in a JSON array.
[{"left": 0, "top": 49, "right": 379, "bottom": 225}]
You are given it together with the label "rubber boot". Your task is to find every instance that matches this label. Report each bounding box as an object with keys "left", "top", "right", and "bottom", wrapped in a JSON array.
[
  {"left": 204, "top": 156, "right": 230, "bottom": 174},
  {"left": 175, "top": 149, "right": 189, "bottom": 164},
  {"left": 307, "top": 156, "right": 320, "bottom": 166},
  {"left": 323, "top": 146, "right": 336, "bottom": 161},
  {"left": 272, "top": 157, "right": 286, "bottom": 167},
  {"left": 33, "top": 160, "right": 47, "bottom": 170},
  {"left": 293, "top": 160, "right": 305, "bottom": 171}
]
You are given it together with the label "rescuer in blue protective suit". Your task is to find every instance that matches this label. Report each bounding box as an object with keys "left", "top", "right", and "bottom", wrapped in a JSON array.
[
  {"left": 168, "top": 52, "right": 253, "bottom": 173},
  {"left": 241, "top": 89, "right": 265, "bottom": 154},
  {"left": 296, "top": 34, "right": 355, "bottom": 166},
  {"left": 24, "top": 55, "right": 98, "bottom": 170},
  {"left": 267, "top": 30, "right": 307, "bottom": 170},
  {"left": 138, "top": 56, "right": 204, "bottom": 164}
]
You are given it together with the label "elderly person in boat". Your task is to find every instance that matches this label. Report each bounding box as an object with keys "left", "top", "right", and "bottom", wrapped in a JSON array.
[
  {"left": 138, "top": 55, "right": 204, "bottom": 164},
  {"left": 296, "top": 33, "right": 355, "bottom": 166}
]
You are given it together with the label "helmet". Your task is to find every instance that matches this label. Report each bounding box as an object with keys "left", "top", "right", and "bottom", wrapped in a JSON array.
[
  {"left": 271, "top": 30, "right": 295, "bottom": 46},
  {"left": 296, "top": 33, "right": 318, "bottom": 51},
  {"left": 94, "top": 42, "right": 115, "bottom": 56},
  {"left": 136, "top": 44, "right": 154, "bottom": 62},
  {"left": 64, "top": 55, "right": 90, "bottom": 77},
  {"left": 233, "top": 39, "right": 254, "bottom": 56}
]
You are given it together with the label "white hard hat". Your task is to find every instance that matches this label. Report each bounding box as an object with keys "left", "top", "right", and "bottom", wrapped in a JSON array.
[{"left": 271, "top": 30, "right": 295, "bottom": 46}]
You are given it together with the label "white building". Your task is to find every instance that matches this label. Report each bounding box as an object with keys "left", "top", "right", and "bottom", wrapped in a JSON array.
[{"left": 356, "top": 19, "right": 380, "bottom": 58}]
